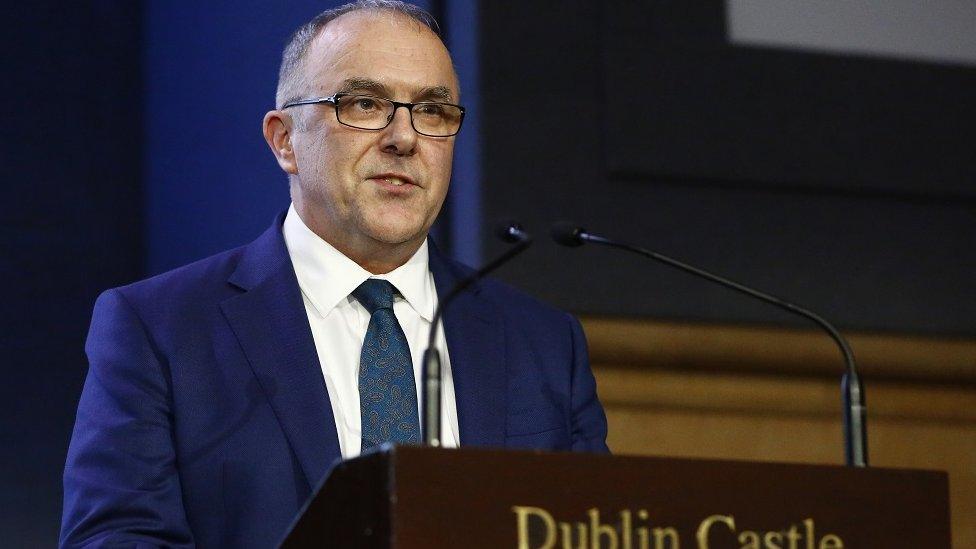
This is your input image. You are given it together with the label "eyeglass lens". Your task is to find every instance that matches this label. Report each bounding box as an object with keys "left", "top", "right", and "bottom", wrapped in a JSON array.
[{"left": 336, "top": 95, "right": 462, "bottom": 136}]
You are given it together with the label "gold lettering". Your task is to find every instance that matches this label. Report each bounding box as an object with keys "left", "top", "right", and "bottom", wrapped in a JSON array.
[
  {"left": 513, "top": 506, "right": 556, "bottom": 549},
  {"left": 653, "top": 527, "right": 679, "bottom": 549},
  {"left": 785, "top": 525, "right": 801, "bottom": 549},
  {"left": 621, "top": 509, "right": 632, "bottom": 549},
  {"left": 738, "top": 531, "right": 760, "bottom": 549},
  {"left": 560, "top": 521, "right": 588, "bottom": 549},
  {"left": 803, "top": 519, "right": 814, "bottom": 549},
  {"left": 696, "top": 515, "right": 735, "bottom": 549},
  {"left": 763, "top": 531, "right": 783, "bottom": 549},
  {"left": 818, "top": 535, "right": 843, "bottom": 549},
  {"left": 638, "top": 523, "right": 650, "bottom": 549},
  {"left": 589, "top": 508, "right": 618, "bottom": 549},
  {"left": 637, "top": 509, "right": 650, "bottom": 549}
]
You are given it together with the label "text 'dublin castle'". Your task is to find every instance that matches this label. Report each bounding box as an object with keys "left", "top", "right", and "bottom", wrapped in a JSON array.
[{"left": 512, "top": 506, "right": 845, "bottom": 549}]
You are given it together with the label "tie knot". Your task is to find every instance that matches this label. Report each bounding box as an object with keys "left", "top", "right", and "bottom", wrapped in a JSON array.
[{"left": 352, "top": 279, "right": 397, "bottom": 313}]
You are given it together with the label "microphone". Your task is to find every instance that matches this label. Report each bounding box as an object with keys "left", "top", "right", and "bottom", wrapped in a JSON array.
[
  {"left": 422, "top": 222, "right": 532, "bottom": 447},
  {"left": 552, "top": 223, "right": 868, "bottom": 468}
]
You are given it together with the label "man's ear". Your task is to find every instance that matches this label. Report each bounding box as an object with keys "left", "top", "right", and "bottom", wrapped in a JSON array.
[{"left": 263, "top": 110, "right": 298, "bottom": 175}]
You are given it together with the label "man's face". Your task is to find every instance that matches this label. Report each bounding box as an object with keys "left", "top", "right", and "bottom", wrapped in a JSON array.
[{"left": 287, "top": 11, "right": 458, "bottom": 256}]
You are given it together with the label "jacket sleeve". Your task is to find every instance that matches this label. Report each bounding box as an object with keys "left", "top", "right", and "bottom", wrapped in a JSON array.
[
  {"left": 566, "top": 314, "right": 611, "bottom": 453},
  {"left": 60, "top": 289, "right": 195, "bottom": 548}
]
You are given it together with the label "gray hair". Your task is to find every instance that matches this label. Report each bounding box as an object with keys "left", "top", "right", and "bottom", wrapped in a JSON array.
[{"left": 274, "top": 1, "right": 441, "bottom": 110}]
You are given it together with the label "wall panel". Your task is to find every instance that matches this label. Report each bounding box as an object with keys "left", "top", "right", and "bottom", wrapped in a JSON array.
[{"left": 583, "top": 316, "right": 976, "bottom": 548}]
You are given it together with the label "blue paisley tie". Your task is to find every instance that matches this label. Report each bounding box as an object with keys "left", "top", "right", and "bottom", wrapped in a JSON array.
[{"left": 352, "top": 279, "right": 421, "bottom": 451}]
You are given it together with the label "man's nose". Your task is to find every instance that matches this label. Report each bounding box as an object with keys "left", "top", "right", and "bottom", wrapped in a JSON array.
[{"left": 380, "top": 105, "right": 418, "bottom": 156}]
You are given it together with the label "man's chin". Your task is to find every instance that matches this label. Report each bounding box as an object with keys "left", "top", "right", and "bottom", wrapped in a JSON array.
[
  {"left": 357, "top": 207, "right": 438, "bottom": 248},
  {"left": 363, "top": 222, "right": 428, "bottom": 248}
]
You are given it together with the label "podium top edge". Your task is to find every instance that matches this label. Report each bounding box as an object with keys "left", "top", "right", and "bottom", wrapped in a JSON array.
[{"left": 349, "top": 444, "right": 949, "bottom": 479}]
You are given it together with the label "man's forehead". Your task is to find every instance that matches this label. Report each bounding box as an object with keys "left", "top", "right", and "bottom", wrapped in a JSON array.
[{"left": 306, "top": 9, "right": 458, "bottom": 96}]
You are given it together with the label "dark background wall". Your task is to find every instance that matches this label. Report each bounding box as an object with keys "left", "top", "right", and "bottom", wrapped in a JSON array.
[
  {"left": 2, "top": 1, "right": 973, "bottom": 546},
  {"left": 481, "top": 2, "right": 975, "bottom": 336},
  {"left": 2, "top": 4, "right": 143, "bottom": 545}
]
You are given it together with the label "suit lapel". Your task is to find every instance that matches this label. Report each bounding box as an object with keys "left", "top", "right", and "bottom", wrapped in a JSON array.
[
  {"left": 429, "top": 244, "right": 507, "bottom": 448},
  {"left": 220, "top": 218, "right": 341, "bottom": 490}
]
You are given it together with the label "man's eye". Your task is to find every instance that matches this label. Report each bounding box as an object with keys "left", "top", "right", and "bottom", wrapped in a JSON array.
[
  {"left": 415, "top": 103, "right": 446, "bottom": 116},
  {"left": 355, "top": 98, "right": 379, "bottom": 110}
]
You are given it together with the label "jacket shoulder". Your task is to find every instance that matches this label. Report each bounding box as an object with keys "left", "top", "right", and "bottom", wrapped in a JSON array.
[
  {"left": 437, "top": 253, "right": 574, "bottom": 325},
  {"left": 481, "top": 276, "right": 570, "bottom": 322},
  {"left": 106, "top": 245, "right": 248, "bottom": 317}
]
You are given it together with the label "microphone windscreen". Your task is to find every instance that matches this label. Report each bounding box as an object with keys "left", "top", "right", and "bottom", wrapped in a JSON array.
[
  {"left": 495, "top": 221, "right": 528, "bottom": 243},
  {"left": 550, "top": 223, "right": 585, "bottom": 247}
]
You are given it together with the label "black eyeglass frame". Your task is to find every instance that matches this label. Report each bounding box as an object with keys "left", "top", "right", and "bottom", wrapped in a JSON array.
[{"left": 281, "top": 93, "right": 466, "bottom": 137}]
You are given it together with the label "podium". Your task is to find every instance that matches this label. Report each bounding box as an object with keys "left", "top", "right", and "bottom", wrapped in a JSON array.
[{"left": 280, "top": 445, "right": 950, "bottom": 548}]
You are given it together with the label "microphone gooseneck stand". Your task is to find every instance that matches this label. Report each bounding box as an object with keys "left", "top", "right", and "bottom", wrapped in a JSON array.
[
  {"left": 422, "top": 224, "right": 532, "bottom": 447},
  {"left": 551, "top": 224, "right": 867, "bottom": 467}
]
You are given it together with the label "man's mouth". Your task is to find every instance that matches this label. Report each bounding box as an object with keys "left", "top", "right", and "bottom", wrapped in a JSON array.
[{"left": 370, "top": 173, "right": 419, "bottom": 188}]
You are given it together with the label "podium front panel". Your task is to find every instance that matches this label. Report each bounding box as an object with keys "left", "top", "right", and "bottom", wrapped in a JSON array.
[{"left": 283, "top": 446, "right": 950, "bottom": 548}]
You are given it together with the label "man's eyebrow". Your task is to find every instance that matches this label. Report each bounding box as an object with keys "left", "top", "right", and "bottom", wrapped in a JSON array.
[
  {"left": 336, "top": 77, "right": 390, "bottom": 96},
  {"left": 416, "top": 86, "right": 455, "bottom": 103},
  {"left": 336, "top": 78, "right": 456, "bottom": 103}
]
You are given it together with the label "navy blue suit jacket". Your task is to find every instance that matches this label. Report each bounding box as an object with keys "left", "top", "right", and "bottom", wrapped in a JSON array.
[{"left": 61, "top": 216, "right": 608, "bottom": 548}]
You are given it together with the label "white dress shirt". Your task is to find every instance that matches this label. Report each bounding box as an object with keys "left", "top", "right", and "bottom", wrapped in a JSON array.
[{"left": 281, "top": 204, "right": 460, "bottom": 459}]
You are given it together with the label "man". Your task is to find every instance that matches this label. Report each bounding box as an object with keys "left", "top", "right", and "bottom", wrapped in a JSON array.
[{"left": 61, "top": 2, "right": 608, "bottom": 547}]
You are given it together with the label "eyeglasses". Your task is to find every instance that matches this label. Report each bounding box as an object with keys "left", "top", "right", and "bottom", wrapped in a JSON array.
[{"left": 281, "top": 93, "right": 465, "bottom": 137}]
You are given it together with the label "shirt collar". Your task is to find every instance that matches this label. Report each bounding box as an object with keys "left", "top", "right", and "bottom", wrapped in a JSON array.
[{"left": 282, "top": 203, "right": 435, "bottom": 321}]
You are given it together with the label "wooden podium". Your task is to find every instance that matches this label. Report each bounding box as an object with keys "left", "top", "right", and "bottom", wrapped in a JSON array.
[{"left": 280, "top": 445, "right": 950, "bottom": 548}]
